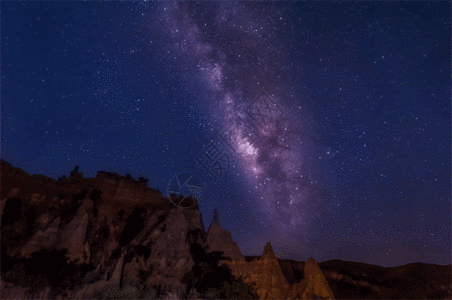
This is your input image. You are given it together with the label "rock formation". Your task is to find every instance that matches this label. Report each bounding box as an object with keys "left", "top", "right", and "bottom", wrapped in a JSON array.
[
  {"left": 0, "top": 159, "right": 332, "bottom": 300},
  {"left": 227, "top": 242, "right": 291, "bottom": 299},
  {"left": 287, "top": 257, "right": 335, "bottom": 300},
  {"left": 302, "top": 257, "right": 335, "bottom": 299},
  {"left": 0, "top": 160, "right": 203, "bottom": 299},
  {"left": 2, "top": 159, "right": 445, "bottom": 300},
  {"left": 278, "top": 259, "right": 305, "bottom": 284},
  {"left": 206, "top": 208, "right": 245, "bottom": 261},
  {"left": 205, "top": 209, "right": 334, "bottom": 300}
]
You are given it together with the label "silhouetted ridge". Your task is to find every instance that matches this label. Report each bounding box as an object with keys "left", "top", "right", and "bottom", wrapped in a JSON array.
[
  {"left": 212, "top": 208, "right": 219, "bottom": 224},
  {"left": 2, "top": 159, "right": 449, "bottom": 300},
  {"left": 262, "top": 242, "right": 276, "bottom": 258}
]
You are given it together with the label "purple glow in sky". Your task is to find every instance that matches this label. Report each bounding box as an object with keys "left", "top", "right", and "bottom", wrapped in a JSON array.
[{"left": 152, "top": 2, "right": 333, "bottom": 241}]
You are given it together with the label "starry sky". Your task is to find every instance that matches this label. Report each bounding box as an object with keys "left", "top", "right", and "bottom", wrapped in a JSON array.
[{"left": 2, "top": 1, "right": 450, "bottom": 268}]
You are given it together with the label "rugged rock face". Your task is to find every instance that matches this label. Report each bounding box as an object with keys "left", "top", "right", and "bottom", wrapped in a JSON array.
[
  {"left": 278, "top": 259, "right": 305, "bottom": 284},
  {"left": 0, "top": 159, "right": 334, "bottom": 300},
  {"left": 229, "top": 242, "right": 291, "bottom": 300},
  {"left": 206, "top": 209, "right": 245, "bottom": 261},
  {"left": 297, "top": 257, "right": 335, "bottom": 300},
  {"left": 225, "top": 243, "right": 335, "bottom": 300},
  {"left": 206, "top": 209, "right": 334, "bottom": 300},
  {"left": 0, "top": 160, "right": 208, "bottom": 299},
  {"left": 268, "top": 257, "right": 452, "bottom": 300},
  {"left": 3, "top": 159, "right": 445, "bottom": 300}
]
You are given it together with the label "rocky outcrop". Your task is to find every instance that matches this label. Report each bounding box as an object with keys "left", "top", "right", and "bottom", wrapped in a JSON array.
[
  {"left": 203, "top": 209, "right": 336, "bottom": 300},
  {"left": 303, "top": 257, "right": 335, "bottom": 299},
  {"left": 0, "top": 279, "right": 52, "bottom": 300},
  {"left": 13, "top": 159, "right": 446, "bottom": 300},
  {"left": 232, "top": 251, "right": 335, "bottom": 300},
  {"left": 56, "top": 196, "right": 93, "bottom": 263},
  {"left": 291, "top": 257, "right": 335, "bottom": 300},
  {"left": 278, "top": 259, "right": 305, "bottom": 284},
  {"left": 20, "top": 217, "right": 61, "bottom": 258},
  {"left": 228, "top": 251, "right": 335, "bottom": 300},
  {"left": 224, "top": 242, "right": 290, "bottom": 299},
  {"left": 0, "top": 160, "right": 203, "bottom": 300},
  {"left": 143, "top": 207, "right": 195, "bottom": 297},
  {"left": 206, "top": 209, "right": 245, "bottom": 261},
  {"left": 2, "top": 159, "right": 332, "bottom": 300}
]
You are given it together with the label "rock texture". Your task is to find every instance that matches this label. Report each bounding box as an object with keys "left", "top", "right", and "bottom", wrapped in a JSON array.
[
  {"left": 297, "top": 257, "right": 335, "bottom": 300},
  {"left": 2, "top": 159, "right": 447, "bottom": 300},
  {"left": 261, "top": 257, "right": 452, "bottom": 300},
  {"left": 224, "top": 243, "right": 335, "bottom": 300},
  {"left": 227, "top": 242, "right": 291, "bottom": 299},
  {"left": 278, "top": 259, "right": 305, "bottom": 284},
  {"left": 0, "top": 160, "right": 204, "bottom": 300},
  {"left": 206, "top": 209, "right": 245, "bottom": 261},
  {"left": 205, "top": 209, "right": 334, "bottom": 300}
]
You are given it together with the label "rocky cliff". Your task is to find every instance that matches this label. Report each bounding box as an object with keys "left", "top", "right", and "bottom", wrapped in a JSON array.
[
  {"left": 206, "top": 209, "right": 245, "bottom": 262},
  {"left": 205, "top": 206, "right": 451, "bottom": 300},
  {"left": 3, "top": 159, "right": 445, "bottom": 300},
  {"left": 225, "top": 242, "right": 291, "bottom": 299},
  {"left": 206, "top": 210, "right": 334, "bottom": 300},
  {"left": 0, "top": 160, "right": 336, "bottom": 300},
  {"left": 0, "top": 160, "right": 211, "bottom": 299},
  {"left": 293, "top": 257, "right": 335, "bottom": 300}
]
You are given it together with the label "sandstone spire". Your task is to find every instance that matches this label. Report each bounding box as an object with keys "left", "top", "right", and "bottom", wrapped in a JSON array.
[
  {"left": 301, "top": 257, "right": 335, "bottom": 300},
  {"left": 208, "top": 208, "right": 220, "bottom": 230},
  {"left": 262, "top": 242, "right": 276, "bottom": 258},
  {"left": 305, "top": 257, "right": 324, "bottom": 277},
  {"left": 206, "top": 209, "right": 244, "bottom": 261},
  {"left": 228, "top": 241, "right": 291, "bottom": 300}
]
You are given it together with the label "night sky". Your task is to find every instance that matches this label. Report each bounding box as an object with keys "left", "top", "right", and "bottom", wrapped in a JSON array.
[{"left": 2, "top": 1, "right": 450, "bottom": 268}]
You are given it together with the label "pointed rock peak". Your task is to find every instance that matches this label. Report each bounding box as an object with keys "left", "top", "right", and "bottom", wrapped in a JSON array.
[
  {"left": 305, "top": 257, "right": 324, "bottom": 277},
  {"left": 262, "top": 242, "right": 276, "bottom": 257},
  {"left": 302, "top": 256, "right": 335, "bottom": 299},
  {"left": 208, "top": 208, "right": 221, "bottom": 231},
  {"left": 307, "top": 257, "right": 317, "bottom": 264},
  {"left": 212, "top": 208, "right": 219, "bottom": 223}
]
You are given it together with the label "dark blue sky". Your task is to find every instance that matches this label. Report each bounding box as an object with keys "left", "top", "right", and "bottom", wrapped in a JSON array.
[{"left": 2, "top": 1, "right": 450, "bottom": 267}]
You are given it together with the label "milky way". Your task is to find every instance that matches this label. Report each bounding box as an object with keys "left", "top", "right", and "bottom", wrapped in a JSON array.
[
  {"left": 3, "top": 0, "right": 448, "bottom": 266},
  {"left": 146, "top": 2, "right": 324, "bottom": 239}
]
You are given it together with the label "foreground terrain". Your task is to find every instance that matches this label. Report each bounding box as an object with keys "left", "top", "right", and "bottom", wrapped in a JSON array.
[{"left": 1, "top": 159, "right": 450, "bottom": 299}]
